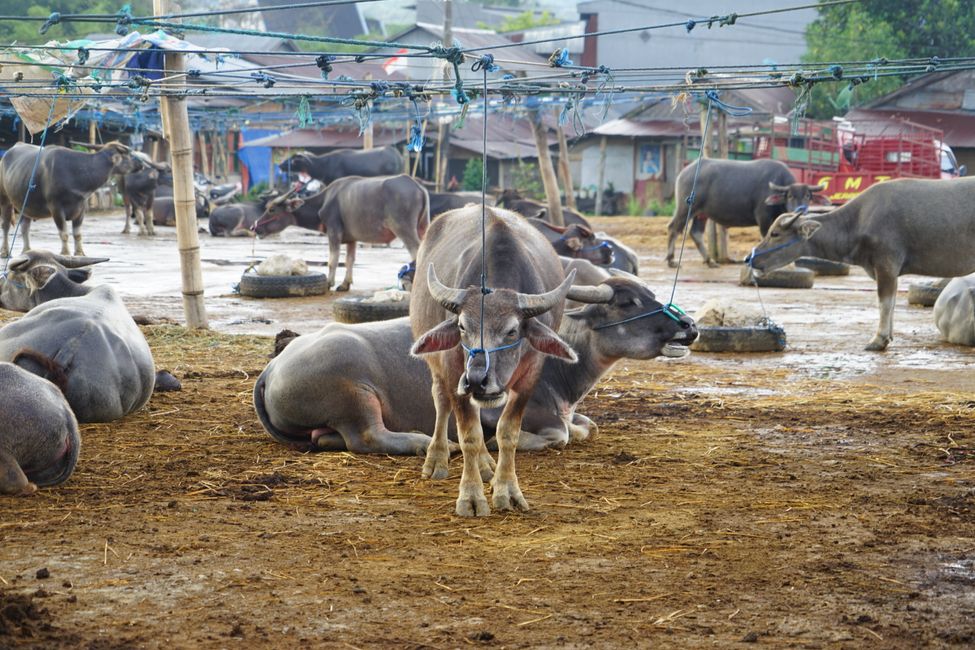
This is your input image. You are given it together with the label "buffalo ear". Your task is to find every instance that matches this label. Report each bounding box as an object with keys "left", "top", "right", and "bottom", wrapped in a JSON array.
[
  {"left": 526, "top": 320, "right": 577, "bottom": 362},
  {"left": 798, "top": 219, "right": 822, "bottom": 240},
  {"left": 764, "top": 193, "right": 786, "bottom": 206},
  {"left": 66, "top": 268, "right": 92, "bottom": 283},
  {"left": 27, "top": 266, "right": 57, "bottom": 291},
  {"left": 112, "top": 153, "right": 124, "bottom": 165},
  {"left": 411, "top": 317, "right": 461, "bottom": 356},
  {"left": 286, "top": 198, "right": 305, "bottom": 210}
]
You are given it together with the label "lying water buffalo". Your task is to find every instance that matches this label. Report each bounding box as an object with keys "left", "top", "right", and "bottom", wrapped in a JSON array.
[
  {"left": 429, "top": 191, "right": 494, "bottom": 218},
  {"left": 666, "top": 159, "right": 827, "bottom": 267},
  {"left": 0, "top": 360, "right": 80, "bottom": 495},
  {"left": 279, "top": 146, "right": 403, "bottom": 184},
  {"left": 253, "top": 175, "right": 429, "bottom": 291},
  {"left": 410, "top": 205, "right": 577, "bottom": 516},
  {"left": 152, "top": 194, "right": 212, "bottom": 227},
  {"left": 0, "top": 142, "right": 143, "bottom": 257},
  {"left": 746, "top": 177, "right": 975, "bottom": 351},
  {"left": 527, "top": 218, "right": 614, "bottom": 266},
  {"left": 0, "top": 250, "right": 107, "bottom": 312},
  {"left": 497, "top": 189, "right": 591, "bottom": 228},
  {"left": 207, "top": 195, "right": 279, "bottom": 236},
  {"left": 0, "top": 270, "right": 156, "bottom": 422},
  {"left": 934, "top": 274, "right": 975, "bottom": 346},
  {"left": 253, "top": 274, "right": 696, "bottom": 456}
]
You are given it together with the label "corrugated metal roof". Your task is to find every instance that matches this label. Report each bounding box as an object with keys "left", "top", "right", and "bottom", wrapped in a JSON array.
[
  {"left": 592, "top": 118, "right": 691, "bottom": 138},
  {"left": 240, "top": 126, "right": 406, "bottom": 149},
  {"left": 846, "top": 108, "right": 975, "bottom": 148}
]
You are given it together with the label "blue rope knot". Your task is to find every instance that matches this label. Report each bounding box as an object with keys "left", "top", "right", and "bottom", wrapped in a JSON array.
[
  {"left": 315, "top": 54, "right": 334, "bottom": 79},
  {"left": 187, "top": 69, "right": 201, "bottom": 78},
  {"left": 704, "top": 90, "right": 753, "bottom": 117},
  {"left": 128, "top": 74, "right": 151, "bottom": 89},
  {"left": 251, "top": 72, "right": 275, "bottom": 88},
  {"left": 926, "top": 56, "right": 940, "bottom": 72},
  {"left": 685, "top": 19, "right": 696, "bottom": 32},
  {"left": 720, "top": 13, "right": 738, "bottom": 27},
  {"left": 431, "top": 45, "right": 464, "bottom": 65},
  {"left": 116, "top": 4, "right": 133, "bottom": 36},
  {"left": 828, "top": 64, "right": 843, "bottom": 80},
  {"left": 39, "top": 12, "right": 61, "bottom": 36},
  {"left": 685, "top": 191, "right": 696, "bottom": 206},
  {"left": 55, "top": 74, "right": 74, "bottom": 92},
  {"left": 77, "top": 47, "right": 89, "bottom": 65},
  {"left": 397, "top": 260, "right": 415, "bottom": 280},
  {"left": 407, "top": 123, "right": 424, "bottom": 153},
  {"left": 370, "top": 80, "right": 389, "bottom": 96},
  {"left": 549, "top": 48, "right": 573, "bottom": 68},
  {"left": 462, "top": 339, "right": 522, "bottom": 375},
  {"left": 472, "top": 54, "right": 499, "bottom": 73}
]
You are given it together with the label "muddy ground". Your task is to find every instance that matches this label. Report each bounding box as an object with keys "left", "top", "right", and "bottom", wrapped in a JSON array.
[{"left": 0, "top": 213, "right": 973, "bottom": 649}]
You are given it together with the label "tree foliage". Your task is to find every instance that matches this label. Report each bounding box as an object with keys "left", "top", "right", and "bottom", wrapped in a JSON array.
[
  {"left": 803, "top": 0, "right": 975, "bottom": 118},
  {"left": 0, "top": 1, "right": 153, "bottom": 45}
]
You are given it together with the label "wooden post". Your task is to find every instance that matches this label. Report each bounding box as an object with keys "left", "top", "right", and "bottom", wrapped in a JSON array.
[
  {"left": 594, "top": 135, "right": 608, "bottom": 216},
  {"left": 554, "top": 110, "right": 576, "bottom": 211},
  {"left": 198, "top": 131, "right": 210, "bottom": 180},
  {"left": 531, "top": 109, "right": 563, "bottom": 226},
  {"left": 363, "top": 118, "right": 374, "bottom": 150},
  {"left": 155, "top": 0, "right": 207, "bottom": 329},
  {"left": 703, "top": 108, "right": 729, "bottom": 263}
]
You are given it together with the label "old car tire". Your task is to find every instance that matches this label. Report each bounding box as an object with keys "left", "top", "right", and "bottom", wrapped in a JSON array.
[
  {"left": 239, "top": 272, "right": 328, "bottom": 298},
  {"left": 691, "top": 324, "right": 787, "bottom": 353},
  {"left": 739, "top": 265, "right": 815, "bottom": 289},
  {"left": 907, "top": 279, "right": 949, "bottom": 307},
  {"left": 795, "top": 257, "right": 850, "bottom": 276},
  {"left": 333, "top": 296, "right": 410, "bottom": 324}
]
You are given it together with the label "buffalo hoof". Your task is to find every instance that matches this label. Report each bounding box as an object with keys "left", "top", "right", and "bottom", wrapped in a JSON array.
[
  {"left": 864, "top": 336, "right": 891, "bottom": 352},
  {"left": 336, "top": 283, "right": 351, "bottom": 292},
  {"left": 706, "top": 259, "right": 720, "bottom": 268},
  {"left": 666, "top": 259, "right": 678, "bottom": 269},
  {"left": 492, "top": 481, "right": 529, "bottom": 512},
  {"left": 154, "top": 370, "right": 182, "bottom": 392},
  {"left": 421, "top": 453, "right": 450, "bottom": 480},
  {"left": 456, "top": 490, "right": 491, "bottom": 517}
]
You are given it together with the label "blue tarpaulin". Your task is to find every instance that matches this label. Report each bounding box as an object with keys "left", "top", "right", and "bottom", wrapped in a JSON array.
[{"left": 238, "top": 129, "right": 287, "bottom": 189}]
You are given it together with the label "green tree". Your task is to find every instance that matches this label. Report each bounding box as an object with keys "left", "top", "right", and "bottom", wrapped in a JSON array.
[
  {"left": 802, "top": 1, "right": 975, "bottom": 118},
  {"left": 0, "top": 1, "right": 153, "bottom": 45},
  {"left": 479, "top": 10, "right": 560, "bottom": 33},
  {"left": 461, "top": 157, "right": 483, "bottom": 191}
]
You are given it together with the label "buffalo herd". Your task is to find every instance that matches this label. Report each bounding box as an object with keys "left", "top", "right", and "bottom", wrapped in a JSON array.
[{"left": 1, "top": 143, "right": 972, "bottom": 513}]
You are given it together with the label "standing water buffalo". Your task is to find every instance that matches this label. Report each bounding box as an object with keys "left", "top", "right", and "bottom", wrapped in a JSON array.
[
  {"left": 0, "top": 255, "right": 156, "bottom": 422},
  {"left": 0, "top": 142, "right": 143, "bottom": 257},
  {"left": 410, "top": 205, "right": 577, "bottom": 517},
  {"left": 279, "top": 146, "right": 403, "bottom": 184},
  {"left": 666, "top": 158, "right": 827, "bottom": 267},
  {"left": 253, "top": 274, "right": 696, "bottom": 454},
  {"left": 746, "top": 177, "right": 975, "bottom": 351},
  {"left": 0, "top": 360, "right": 80, "bottom": 495},
  {"left": 119, "top": 163, "right": 168, "bottom": 236},
  {"left": 253, "top": 174, "right": 429, "bottom": 291}
]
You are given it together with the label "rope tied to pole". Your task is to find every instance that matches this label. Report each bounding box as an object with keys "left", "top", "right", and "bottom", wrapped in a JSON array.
[
  {"left": 548, "top": 48, "right": 573, "bottom": 68},
  {"left": 315, "top": 54, "right": 334, "bottom": 79},
  {"left": 116, "top": 4, "right": 133, "bottom": 36},
  {"left": 703, "top": 90, "right": 753, "bottom": 117},
  {"left": 39, "top": 12, "right": 61, "bottom": 35}
]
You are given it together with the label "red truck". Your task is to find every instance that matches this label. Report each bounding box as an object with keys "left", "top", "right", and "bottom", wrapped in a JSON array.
[{"left": 750, "top": 117, "right": 966, "bottom": 204}]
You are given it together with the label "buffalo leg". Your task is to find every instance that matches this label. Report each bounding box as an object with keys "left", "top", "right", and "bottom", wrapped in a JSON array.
[
  {"left": 71, "top": 214, "right": 85, "bottom": 256},
  {"left": 0, "top": 448, "right": 36, "bottom": 496},
  {"left": 337, "top": 242, "right": 355, "bottom": 292},
  {"left": 453, "top": 395, "right": 491, "bottom": 517},
  {"left": 491, "top": 389, "right": 532, "bottom": 512},
  {"left": 0, "top": 205, "right": 11, "bottom": 257},
  {"left": 867, "top": 268, "right": 898, "bottom": 351},
  {"left": 689, "top": 217, "right": 718, "bottom": 267},
  {"left": 339, "top": 388, "right": 435, "bottom": 455},
  {"left": 144, "top": 204, "right": 155, "bottom": 236},
  {"left": 121, "top": 199, "right": 132, "bottom": 234},
  {"left": 20, "top": 216, "right": 33, "bottom": 253},
  {"left": 422, "top": 378, "right": 453, "bottom": 479},
  {"left": 326, "top": 230, "right": 342, "bottom": 290},
  {"left": 664, "top": 206, "right": 689, "bottom": 267},
  {"left": 568, "top": 412, "right": 597, "bottom": 442}
]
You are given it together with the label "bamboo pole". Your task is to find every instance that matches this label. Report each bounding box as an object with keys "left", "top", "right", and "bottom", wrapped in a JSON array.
[
  {"left": 154, "top": 0, "right": 207, "bottom": 329},
  {"left": 198, "top": 131, "right": 210, "bottom": 180},
  {"left": 594, "top": 135, "right": 608, "bottom": 216},
  {"left": 531, "top": 109, "right": 563, "bottom": 226},
  {"left": 703, "top": 107, "right": 729, "bottom": 263},
  {"left": 363, "top": 119, "right": 374, "bottom": 150},
  {"left": 554, "top": 110, "right": 575, "bottom": 211}
]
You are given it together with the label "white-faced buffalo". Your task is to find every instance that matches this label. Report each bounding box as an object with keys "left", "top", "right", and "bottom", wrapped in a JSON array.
[
  {"left": 666, "top": 158, "right": 827, "bottom": 267},
  {"left": 0, "top": 250, "right": 107, "bottom": 312},
  {"left": 527, "top": 218, "right": 614, "bottom": 266},
  {"left": 254, "top": 274, "right": 696, "bottom": 457},
  {"left": 0, "top": 142, "right": 143, "bottom": 257},
  {"left": 0, "top": 271, "right": 155, "bottom": 422},
  {"left": 279, "top": 146, "right": 403, "bottom": 184},
  {"left": 410, "top": 205, "right": 577, "bottom": 516},
  {"left": 746, "top": 177, "right": 975, "bottom": 351},
  {"left": 0, "top": 360, "right": 80, "bottom": 495},
  {"left": 253, "top": 175, "right": 429, "bottom": 291}
]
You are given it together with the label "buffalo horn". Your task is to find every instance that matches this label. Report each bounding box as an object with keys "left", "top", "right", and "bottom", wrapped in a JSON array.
[
  {"left": 7, "top": 255, "right": 30, "bottom": 271},
  {"left": 768, "top": 181, "right": 792, "bottom": 192},
  {"left": 565, "top": 283, "right": 614, "bottom": 304},
  {"left": 811, "top": 182, "right": 827, "bottom": 192},
  {"left": 517, "top": 269, "right": 577, "bottom": 319},
  {"left": 50, "top": 254, "right": 110, "bottom": 268},
  {"left": 779, "top": 212, "right": 802, "bottom": 229},
  {"left": 606, "top": 268, "right": 645, "bottom": 284},
  {"left": 426, "top": 264, "right": 467, "bottom": 314}
]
